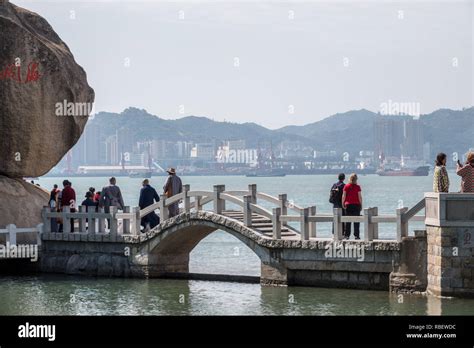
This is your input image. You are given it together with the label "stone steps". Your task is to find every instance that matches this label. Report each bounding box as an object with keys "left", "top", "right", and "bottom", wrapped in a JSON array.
[{"left": 222, "top": 210, "right": 298, "bottom": 237}]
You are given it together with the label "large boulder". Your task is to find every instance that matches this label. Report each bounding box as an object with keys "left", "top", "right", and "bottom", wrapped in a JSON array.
[
  {"left": 0, "top": 0, "right": 94, "bottom": 178},
  {"left": 0, "top": 176, "right": 48, "bottom": 232}
]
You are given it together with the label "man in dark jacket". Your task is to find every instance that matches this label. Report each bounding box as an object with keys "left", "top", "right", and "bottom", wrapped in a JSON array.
[
  {"left": 139, "top": 179, "right": 160, "bottom": 231},
  {"left": 330, "top": 173, "right": 346, "bottom": 234}
]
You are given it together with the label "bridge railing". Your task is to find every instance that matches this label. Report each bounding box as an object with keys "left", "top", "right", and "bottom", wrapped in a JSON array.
[
  {"left": 38, "top": 183, "right": 426, "bottom": 242},
  {"left": 153, "top": 184, "right": 425, "bottom": 242},
  {"left": 0, "top": 224, "right": 43, "bottom": 246},
  {"left": 41, "top": 205, "right": 141, "bottom": 237}
]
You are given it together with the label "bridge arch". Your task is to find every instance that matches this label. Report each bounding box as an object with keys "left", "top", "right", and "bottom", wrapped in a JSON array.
[{"left": 134, "top": 212, "right": 274, "bottom": 277}]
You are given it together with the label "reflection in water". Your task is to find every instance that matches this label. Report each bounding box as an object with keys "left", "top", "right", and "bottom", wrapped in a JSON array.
[
  {"left": 427, "top": 295, "right": 442, "bottom": 315},
  {"left": 0, "top": 275, "right": 473, "bottom": 315}
]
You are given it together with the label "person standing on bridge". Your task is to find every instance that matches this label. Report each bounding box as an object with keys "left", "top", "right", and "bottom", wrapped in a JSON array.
[
  {"left": 59, "top": 180, "right": 76, "bottom": 232},
  {"left": 341, "top": 173, "right": 362, "bottom": 240},
  {"left": 163, "top": 167, "right": 183, "bottom": 217},
  {"left": 49, "top": 184, "right": 60, "bottom": 232},
  {"left": 456, "top": 151, "right": 474, "bottom": 193},
  {"left": 329, "top": 173, "right": 346, "bottom": 235},
  {"left": 99, "top": 177, "right": 125, "bottom": 229},
  {"left": 139, "top": 179, "right": 160, "bottom": 231},
  {"left": 433, "top": 153, "right": 450, "bottom": 193}
]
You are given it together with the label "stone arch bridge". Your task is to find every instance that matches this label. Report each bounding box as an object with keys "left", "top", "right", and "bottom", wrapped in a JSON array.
[{"left": 34, "top": 184, "right": 433, "bottom": 291}]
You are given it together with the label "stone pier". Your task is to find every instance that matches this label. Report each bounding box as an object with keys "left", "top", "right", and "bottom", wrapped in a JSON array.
[{"left": 425, "top": 193, "right": 474, "bottom": 298}]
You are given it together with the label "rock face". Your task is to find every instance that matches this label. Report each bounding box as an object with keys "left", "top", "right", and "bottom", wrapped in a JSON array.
[
  {"left": 0, "top": 176, "right": 48, "bottom": 230},
  {"left": 0, "top": 1, "right": 94, "bottom": 177}
]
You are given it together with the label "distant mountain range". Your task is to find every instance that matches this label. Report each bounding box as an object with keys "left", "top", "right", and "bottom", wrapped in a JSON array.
[{"left": 89, "top": 106, "right": 474, "bottom": 157}]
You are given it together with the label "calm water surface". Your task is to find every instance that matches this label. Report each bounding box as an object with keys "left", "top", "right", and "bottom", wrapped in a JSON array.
[{"left": 1, "top": 174, "right": 471, "bottom": 315}]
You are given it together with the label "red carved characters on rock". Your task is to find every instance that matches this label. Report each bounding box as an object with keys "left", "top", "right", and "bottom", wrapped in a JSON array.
[{"left": 0, "top": 60, "right": 41, "bottom": 83}]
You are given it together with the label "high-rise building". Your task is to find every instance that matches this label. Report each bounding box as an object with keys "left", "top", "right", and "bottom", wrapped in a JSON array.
[
  {"left": 105, "top": 135, "right": 119, "bottom": 165},
  {"left": 116, "top": 127, "right": 134, "bottom": 154},
  {"left": 151, "top": 140, "right": 167, "bottom": 159},
  {"left": 374, "top": 115, "right": 424, "bottom": 160},
  {"left": 176, "top": 141, "right": 192, "bottom": 158},
  {"left": 84, "top": 125, "right": 101, "bottom": 165}
]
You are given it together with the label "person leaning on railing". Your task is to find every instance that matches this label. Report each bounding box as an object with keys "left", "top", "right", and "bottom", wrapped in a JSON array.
[
  {"left": 456, "top": 151, "right": 474, "bottom": 193},
  {"left": 433, "top": 153, "right": 449, "bottom": 193}
]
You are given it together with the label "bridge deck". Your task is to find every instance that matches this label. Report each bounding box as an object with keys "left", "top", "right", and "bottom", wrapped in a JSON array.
[{"left": 221, "top": 210, "right": 299, "bottom": 239}]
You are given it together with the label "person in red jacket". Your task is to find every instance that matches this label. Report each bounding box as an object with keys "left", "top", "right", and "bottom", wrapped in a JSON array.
[
  {"left": 341, "top": 173, "right": 363, "bottom": 240},
  {"left": 60, "top": 180, "right": 76, "bottom": 232}
]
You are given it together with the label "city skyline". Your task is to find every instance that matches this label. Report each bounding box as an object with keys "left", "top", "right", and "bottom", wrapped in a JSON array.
[{"left": 59, "top": 105, "right": 474, "bottom": 175}]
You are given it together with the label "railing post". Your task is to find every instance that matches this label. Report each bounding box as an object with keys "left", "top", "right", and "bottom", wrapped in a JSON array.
[
  {"left": 63, "top": 206, "right": 71, "bottom": 233},
  {"left": 272, "top": 207, "right": 282, "bottom": 239},
  {"left": 159, "top": 194, "right": 168, "bottom": 221},
  {"left": 396, "top": 207, "right": 409, "bottom": 241},
  {"left": 309, "top": 205, "right": 316, "bottom": 238},
  {"left": 363, "top": 207, "right": 374, "bottom": 241},
  {"left": 78, "top": 206, "right": 86, "bottom": 233},
  {"left": 109, "top": 206, "right": 118, "bottom": 237},
  {"left": 372, "top": 207, "right": 379, "bottom": 239},
  {"left": 132, "top": 207, "right": 141, "bottom": 235},
  {"left": 36, "top": 223, "right": 43, "bottom": 247},
  {"left": 213, "top": 185, "right": 226, "bottom": 214},
  {"left": 278, "top": 194, "right": 288, "bottom": 227},
  {"left": 195, "top": 196, "right": 202, "bottom": 211},
  {"left": 42, "top": 207, "right": 51, "bottom": 233},
  {"left": 123, "top": 206, "right": 131, "bottom": 234},
  {"left": 183, "top": 184, "right": 191, "bottom": 213},
  {"left": 248, "top": 184, "right": 257, "bottom": 204},
  {"left": 333, "top": 208, "right": 343, "bottom": 241},
  {"left": 7, "top": 224, "right": 16, "bottom": 245},
  {"left": 88, "top": 207, "right": 96, "bottom": 234},
  {"left": 98, "top": 207, "right": 106, "bottom": 233},
  {"left": 243, "top": 195, "right": 252, "bottom": 227},
  {"left": 300, "top": 207, "right": 309, "bottom": 241}
]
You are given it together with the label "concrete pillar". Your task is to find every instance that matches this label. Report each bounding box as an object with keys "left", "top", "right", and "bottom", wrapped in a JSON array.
[
  {"left": 333, "top": 208, "right": 343, "bottom": 241},
  {"left": 272, "top": 207, "right": 281, "bottom": 239},
  {"left": 183, "top": 184, "right": 190, "bottom": 212},
  {"left": 279, "top": 194, "right": 288, "bottom": 227},
  {"left": 248, "top": 184, "right": 257, "bottom": 204},
  {"left": 425, "top": 193, "right": 474, "bottom": 298},
  {"left": 243, "top": 195, "right": 252, "bottom": 227},
  {"left": 213, "top": 185, "right": 225, "bottom": 214}
]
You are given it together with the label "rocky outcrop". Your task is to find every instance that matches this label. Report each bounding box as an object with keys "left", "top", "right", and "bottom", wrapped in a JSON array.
[
  {"left": 0, "top": 1, "right": 94, "bottom": 178},
  {"left": 0, "top": 176, "right": 48, "bottom": 233}
]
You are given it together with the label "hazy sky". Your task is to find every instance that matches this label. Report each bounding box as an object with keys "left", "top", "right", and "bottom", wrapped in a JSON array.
[{"left": 14, "top": 0, "right": 474, "bottom": 128}]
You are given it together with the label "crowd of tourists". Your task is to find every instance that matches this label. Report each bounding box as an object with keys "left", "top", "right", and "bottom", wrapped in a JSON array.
[{"left": 48, "top": 168, "right": 182, "bottom": 233}]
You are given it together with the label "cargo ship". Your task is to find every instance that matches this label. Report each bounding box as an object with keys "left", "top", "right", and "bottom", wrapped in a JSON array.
[{"left": 376, "top": 165, "right": 430, "bottom": 176}]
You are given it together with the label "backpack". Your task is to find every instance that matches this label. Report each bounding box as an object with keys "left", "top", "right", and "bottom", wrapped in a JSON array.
[{"left": 329, "top": 183, "right": 343, "bottom": 204}]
